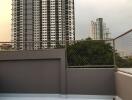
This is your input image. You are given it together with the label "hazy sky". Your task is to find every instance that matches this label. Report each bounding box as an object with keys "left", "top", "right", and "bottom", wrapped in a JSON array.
[
  {"left": 75, "top": 0, "right": 132, "bottom": 39},
  {"left": 0, "top": 0, "right": 11, "bottom": 41},
  {"left": 0, "top": 0, "right": 132, "bottom": 41}
]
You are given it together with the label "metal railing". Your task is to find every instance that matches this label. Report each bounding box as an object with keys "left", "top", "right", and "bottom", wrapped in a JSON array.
[
  {"left": 114, "top": 29, "right": 132, "bottom": 68},
  {"left": 0, "top": 39, "right": 115, "bottom": 67},
  {"left": 2, "top": 29, "right": 132, "bottom": 68},
  {"left": 0, "top": 41, "right": 66, "bottom": 51}
]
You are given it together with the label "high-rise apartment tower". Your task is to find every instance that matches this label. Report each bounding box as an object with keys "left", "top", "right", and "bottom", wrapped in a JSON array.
[
  {"left": 89, "top": 18, "right": 111, "bottom": 40},
  {"left": 12, "top": 0, "right": 75, "bottom": 50}
]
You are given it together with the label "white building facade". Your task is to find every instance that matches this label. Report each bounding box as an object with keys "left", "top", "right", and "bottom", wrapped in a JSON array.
[{"left": 12, "top": 0, "right": 75, "bottom": 50}]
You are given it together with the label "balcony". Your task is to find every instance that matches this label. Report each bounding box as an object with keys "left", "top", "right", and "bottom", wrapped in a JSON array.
[{"left": 0, "top": 30, "right": 132, "bottom": 100}]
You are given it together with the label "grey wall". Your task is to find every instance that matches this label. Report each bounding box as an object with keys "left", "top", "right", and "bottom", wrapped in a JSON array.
[
  {"left": 0, "top": 50, "right": 115, "bottom": 95},
  {"left": 0, "top": 49, "right": 66, "bottom": 94},
  {"left": 116, "top": 71, "right": 132, "bottom": 100},
  {"left": 67, "top": 68, "right": 115, "bottom": 95},
  {"left": 0, "top": 60, "right": 60, "bottom": 93}
]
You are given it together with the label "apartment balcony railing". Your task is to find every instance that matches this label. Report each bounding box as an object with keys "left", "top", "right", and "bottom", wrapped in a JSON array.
[
  {"left": 0, "top": 39, "right": 115, "bottom": 67},
  {"left": 0, "top": 30, "right": 132, "bottom": 100},
  {"left": 114, "top": 29, "right": 132, "bottom": 68}
]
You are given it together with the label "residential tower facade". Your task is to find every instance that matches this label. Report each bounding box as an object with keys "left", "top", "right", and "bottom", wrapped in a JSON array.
[{"left": 12, "top": 0, "right": 75, "bottom": 50}]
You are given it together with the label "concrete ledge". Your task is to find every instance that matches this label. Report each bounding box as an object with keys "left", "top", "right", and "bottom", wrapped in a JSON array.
[
  {"left": 0, "top": 49, "right": 65, "bottom": 60},
  {"left": 0, "top": 49, "right": 66, "bottom": 94},
  {"left": 67, "top": 68, "right": 115, "bottom": 95},
  {"left": 116, "top": 71, "right": 132, "bottom": 100},
  {"left": 0, "top": 50, "right": 116, "bottom": 95}
]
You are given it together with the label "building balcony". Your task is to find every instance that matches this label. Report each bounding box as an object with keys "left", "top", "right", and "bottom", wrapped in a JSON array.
[{"left": 0, "top": 30, "right": 132, "bottom": 100}]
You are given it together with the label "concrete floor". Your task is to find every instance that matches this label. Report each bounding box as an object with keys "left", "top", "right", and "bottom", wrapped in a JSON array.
[
  {"left": 118, "top": 68, "right": 132, "bottom": 74},
  {"left": 0, "top": 94, "right": 114, "bottom": 100}
]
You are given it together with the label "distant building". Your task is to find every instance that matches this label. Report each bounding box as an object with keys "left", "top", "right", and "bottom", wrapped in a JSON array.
[
  {"left": 89, "top": 18, "right": 111, "bottom": 40},
  {"left": 12, "top": 0, "right": 75, "bottom": 50}
]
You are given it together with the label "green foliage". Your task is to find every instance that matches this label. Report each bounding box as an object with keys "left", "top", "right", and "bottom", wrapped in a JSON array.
[
  {"left": 0, "top": 44, "right": 12, "bottom": 50},
  {"left": 67, "top": 39, "right": 114, "bottom": 66},
  {"left": 116, "top": 54, "right": 132, "bottom": 68}
]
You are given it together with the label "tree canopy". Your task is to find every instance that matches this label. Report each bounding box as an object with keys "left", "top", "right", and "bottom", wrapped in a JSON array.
[
  {"left": 115, "top": 54, "right": 132, "bottom": 68},
  {"left": 67, "top": 39, "right": 114, "bottom": 66}
]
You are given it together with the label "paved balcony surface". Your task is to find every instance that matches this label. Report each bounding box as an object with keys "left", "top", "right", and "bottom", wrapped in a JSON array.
[
  {"left": 0, "top": 94, "right": 114, "bottom": 100},
  {"left": 118, "top": 68, "right": 132, "bottom": 74}
]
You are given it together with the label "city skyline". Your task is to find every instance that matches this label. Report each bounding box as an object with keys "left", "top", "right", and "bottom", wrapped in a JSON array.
[
  {"left": 0, "top": 0, "right": 132, "bottom": 41},
  {"left": 89, "top": 18, "right": 111, "bottom": 40},
  {"left": 75, "top": 0, "right": 132, "bottom": 39}
]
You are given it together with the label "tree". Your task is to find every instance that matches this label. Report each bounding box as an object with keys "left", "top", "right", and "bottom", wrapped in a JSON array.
[
  {"left": 0, "top": 44, "right": 12, "bottom": 51},
  {"left": 67, "top": 39, "right": 114, "bottom": 66},
  {"left": 115, "top": 54, "right": 132, "bottom": 68}
]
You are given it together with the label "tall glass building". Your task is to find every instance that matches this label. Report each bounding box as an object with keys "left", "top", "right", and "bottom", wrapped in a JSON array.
[{"left": 12, "top": 0, "right": 75, "bottom": 50}]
